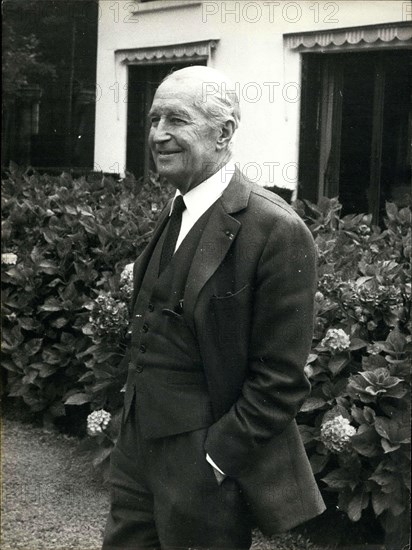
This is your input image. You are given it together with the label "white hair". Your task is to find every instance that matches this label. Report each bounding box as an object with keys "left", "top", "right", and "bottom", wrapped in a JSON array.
[{"left": 161, "top": 66, "right": 241, "bottom": 132}]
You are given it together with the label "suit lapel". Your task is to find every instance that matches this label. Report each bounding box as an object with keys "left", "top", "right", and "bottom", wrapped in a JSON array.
[{"left": 183, "top": 168, "right": 253, "bottom": 329}]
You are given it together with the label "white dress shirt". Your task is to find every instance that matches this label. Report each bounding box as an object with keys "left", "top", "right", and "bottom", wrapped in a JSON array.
[
  {"left": 170, "top": 162, "right": 235, "bottom": 252},
  {"left": 169, "top": 162, "right": 235, "bottom": 477}
]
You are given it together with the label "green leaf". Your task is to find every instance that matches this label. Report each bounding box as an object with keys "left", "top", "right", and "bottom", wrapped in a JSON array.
[
  {"left": 371, "top": 490, "right": 391, "bottom": 516},
  {"left": 22, "top": 370, "right": 38, "bottom": 385},
  {"left": 23, "top": 338, "right": 43, "bottom": 357},
  {"left": 351, "top": 425, "right": 381, "bottom": 457},
  {"left": 347, "top": 490, "right": 369, "bottom": 522},
  {"left": 322, "top": 469, "right": 353, "bottom": 489},
  {"left": 2, "top": 325, "right": 24, "bottom": 350},
  {"left": 300, "top": 397, "right": 327, "bottom": 412},
  {"left": 363, "top": 407, "right": 376, "bottom": 424},
  {"left": 328, "top": 354, "right": 350, "bottom": 376},
  {"left": 375, "top": 417, "right": 410, "bottom": 445},
  {"left": 306, "top": 353, "right": 318, "bottom": 364},
  {"left": 11, "top": 350, "right": 29, "bottom": 369},
  {"left": 350, "top": 405, "right": 365, "bottom": 425},
  {"left": 310, "top": 452, "right": 330, "bottom": 474},
  {"left": 64, "top": 205, "right": 77, "bottom": 216},
  {"left": 41, "top": 348, "right": 62, "bottom": 365},
  {"left": 38, "top": 260, "right": 59, "bottom": 275},
  {"left": 36, "top": 363, "right": 58, "bottom": 378},
  {"left": 362, "top": 354, "right": 387, "bottom": 371},
  {"left": 18, "top": 317, "right": 41, "bottom": 331},
  {"left": 1, "top": 359, "right": 21, "bottom": 373},
  {"left": 38, "top": 297, "right": 62, "bottom": 312},
  {"left": 64, "top": 393, "right": 90, "bottom": 406},
  {"left": 50, "top": 317, "right": 68, "bottom": 329},
  {"left": 78, "top": 371, "right": 95, "bottom": 383},
  {"left": 349, "top": 338, "right": 367, "bottom": 351},
  {"left": 381, "top": 439, "right": 400, "bottom": 453},
  {"left": 385, "top": 385, "right": 407, "bottom": 399},
  {"left": 385, "top": 330, "right": 407, "bottom": 354},
  {"left": 374, "top": 417, "right": 391, "bottom": 440}
]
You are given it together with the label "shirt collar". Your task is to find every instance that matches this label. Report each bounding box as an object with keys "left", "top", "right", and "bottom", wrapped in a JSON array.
[{"left": 170, "top": 161, "right": 236, "bottom": 219}]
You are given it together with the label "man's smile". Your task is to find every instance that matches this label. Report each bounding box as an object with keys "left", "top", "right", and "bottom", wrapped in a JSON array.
[{"left": 157, "top": 149, "right": 182, "bottom": 156}]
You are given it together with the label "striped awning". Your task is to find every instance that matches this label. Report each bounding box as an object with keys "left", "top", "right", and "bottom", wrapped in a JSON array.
[
  {"left": 284, "top": 22, "right": 412, "bottom": 52},
  {"left": 116, "top": 39, "right": 219, "bottom": 65}
]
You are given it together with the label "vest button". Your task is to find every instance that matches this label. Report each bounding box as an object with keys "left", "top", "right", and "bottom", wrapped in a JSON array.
[
  {"left": 148, "top": 303, "right": 154, "bottom": 312},
  {"left": 136, "top": 365, "right": 143, "bottom": 373},
  {"left": 139, "top": 344, "right": 146, "bottom": 353},
  {"left": 142, "top": 324, "right": 149, "bottom": 333}
]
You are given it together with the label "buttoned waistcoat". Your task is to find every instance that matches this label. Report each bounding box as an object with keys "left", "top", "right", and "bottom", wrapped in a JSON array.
[{"left": 124, "top": 202, "right": 215, "bottom": 438}]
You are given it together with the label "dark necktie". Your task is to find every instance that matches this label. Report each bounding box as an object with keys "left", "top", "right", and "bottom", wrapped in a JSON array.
[{"left": 159, "top": 195, "right": 186, "bottom": 274}]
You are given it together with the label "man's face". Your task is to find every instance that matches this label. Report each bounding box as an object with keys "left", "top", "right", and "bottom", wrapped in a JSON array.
[{"left": 148, "top": 80, "right": 221, "bottom": 194}]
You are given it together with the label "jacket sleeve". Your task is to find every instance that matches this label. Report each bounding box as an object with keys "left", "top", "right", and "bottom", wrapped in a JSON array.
[{"left": 205, "top": 213, "right": 317, "bottom": 477}]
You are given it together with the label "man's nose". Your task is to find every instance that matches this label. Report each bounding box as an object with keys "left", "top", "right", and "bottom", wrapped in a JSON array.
[{"left": 151, "top": 119, "right": 170, "bottom": 143}]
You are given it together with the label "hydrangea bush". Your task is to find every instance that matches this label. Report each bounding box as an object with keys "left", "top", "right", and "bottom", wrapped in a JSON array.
[
  {"left": 1, "top": 164, "right": 172, "bottom": 435},
  {"left": 1, "top": 166, "right": 410, "bottom": 537},
  {"left": 295, "top": 197, "right": 411, "bottom": 538}
]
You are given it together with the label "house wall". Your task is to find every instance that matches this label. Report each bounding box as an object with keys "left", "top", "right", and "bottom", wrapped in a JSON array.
[{"left": 94, "top": 0, "right": 405, "bottom": 190}]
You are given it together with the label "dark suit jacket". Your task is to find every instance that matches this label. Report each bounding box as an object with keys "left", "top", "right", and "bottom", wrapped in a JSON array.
[{"left": 126, "top": 168, "right": 326, "bottom": 534}]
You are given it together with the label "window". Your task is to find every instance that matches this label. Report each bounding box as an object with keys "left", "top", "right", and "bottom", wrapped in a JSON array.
[
  {"left": 299, "top": 50, "right": 411, "bottom": 221},
  {"left": 287, "top": 23, "right": 412, "bottom": 220}
]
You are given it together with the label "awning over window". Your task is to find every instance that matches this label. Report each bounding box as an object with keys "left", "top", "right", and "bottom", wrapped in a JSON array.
[
  {"left": 284, "top": 22, "right": 412, "bottom": 52},
  {"left": 116, "top": 39, "right": 219, "bottom": 65}
]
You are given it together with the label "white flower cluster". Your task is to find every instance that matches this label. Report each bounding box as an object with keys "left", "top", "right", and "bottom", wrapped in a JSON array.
[
  {"left": 87, "top": 409, "right": 111, "bottom": 436},
  {"left": 320, "top": 415, "right": 356, "bottom": 453},
  {"left": 119, "top": 263, "right": 134, "bottom": 301},
  {"left": 1, "top": 253, "right": 17, "bottom": 265},
  {"left": 321, "top": 328, "right": 351, "bottom": 352}
]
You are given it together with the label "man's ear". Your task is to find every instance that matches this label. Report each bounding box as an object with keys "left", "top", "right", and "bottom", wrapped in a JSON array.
[{"left": 216, "top": 119, "right": 235, "bottom": 150}]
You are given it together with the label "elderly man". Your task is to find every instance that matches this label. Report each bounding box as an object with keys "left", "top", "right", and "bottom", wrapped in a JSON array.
[{"left": 102, "top": 66, "right": 325, "bottom": 550}]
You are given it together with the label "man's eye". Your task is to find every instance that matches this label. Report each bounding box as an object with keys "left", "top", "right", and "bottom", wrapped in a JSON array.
[
  {"left": 150, "top": 117, "right": 160, "bottom": 125},
  {"left": 171, "top": 117, "right": 186, "bottom": 124}
]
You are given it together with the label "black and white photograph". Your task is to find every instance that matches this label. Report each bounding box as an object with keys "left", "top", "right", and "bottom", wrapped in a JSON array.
[{"left": 1, "top": 1, "right": 411, "bottom": 549}]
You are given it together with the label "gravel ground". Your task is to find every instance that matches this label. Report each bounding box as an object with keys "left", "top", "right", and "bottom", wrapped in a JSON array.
[
  {"left": 1, "top": 418, "right": 108, "bottom": 550},
  {"left": 1, "top": 417, "right": 323, "bottom": 550}
]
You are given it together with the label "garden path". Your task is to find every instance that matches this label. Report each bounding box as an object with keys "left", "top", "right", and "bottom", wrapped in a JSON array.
[
  {"left": 1, "top": 416, "right": 319, "bottom": 550},
  {"left": 1, "top": 418, "right": 108, "bottom": 549}
]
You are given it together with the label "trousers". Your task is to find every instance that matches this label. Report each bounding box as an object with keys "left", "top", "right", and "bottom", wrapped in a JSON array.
[{"left": 102, "top": 395, "right": 252, "bottom": 550}]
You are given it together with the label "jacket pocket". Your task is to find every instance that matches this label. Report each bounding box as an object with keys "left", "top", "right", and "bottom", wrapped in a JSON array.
[{"left": 211, "top": 283, "right": 250, "bottom": 302}]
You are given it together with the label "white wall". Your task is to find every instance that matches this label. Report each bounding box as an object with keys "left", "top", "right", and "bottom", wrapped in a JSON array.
[{"left": 94, "top": 0, "right": 405, "bottom": 188}]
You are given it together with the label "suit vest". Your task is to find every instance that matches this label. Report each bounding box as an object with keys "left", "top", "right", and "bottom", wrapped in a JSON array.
[{"left": 125, "top": 204, "right": 215, "bottom": 439}]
